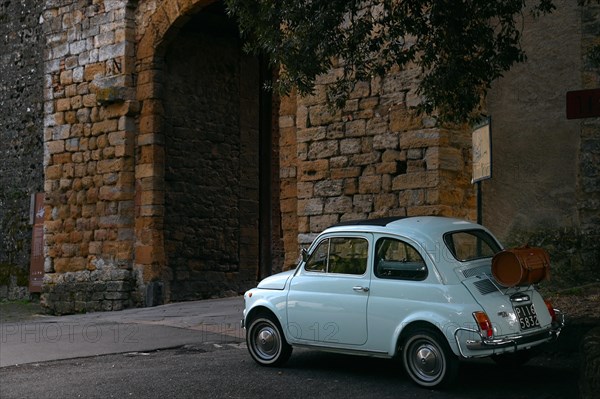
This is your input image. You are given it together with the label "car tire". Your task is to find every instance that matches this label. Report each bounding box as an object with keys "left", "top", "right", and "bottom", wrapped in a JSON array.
[
  {"left": 401, "top": 328, "right": 459, "bottom": 388},
  {"left": 491, "top": 349, "right": 534, "bottom": 368},
  {"left": 246, "top": 312, "right": 292, "bottom": 367}
]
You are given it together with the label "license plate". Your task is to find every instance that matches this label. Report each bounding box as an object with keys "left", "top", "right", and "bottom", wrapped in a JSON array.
[{"left": 514, "top": 304, "right": 540, "bottom": 330}]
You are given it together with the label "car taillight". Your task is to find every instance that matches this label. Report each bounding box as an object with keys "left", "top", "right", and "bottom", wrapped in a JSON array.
[
  {"left": 544, "top": 299, "right": 557, "bottom": 322},
  {"left": 473, "top": 311, "right": 493, "bottom": 338}
]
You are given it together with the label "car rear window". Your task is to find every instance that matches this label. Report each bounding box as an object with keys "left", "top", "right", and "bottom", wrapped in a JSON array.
[{"left": 443, "top": 229, "right": 501, "bottom": 262}]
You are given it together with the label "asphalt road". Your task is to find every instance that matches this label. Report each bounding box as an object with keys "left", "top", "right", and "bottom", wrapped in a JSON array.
[{"left": 0, "top": 340, "right": 579, "bottom": 399}]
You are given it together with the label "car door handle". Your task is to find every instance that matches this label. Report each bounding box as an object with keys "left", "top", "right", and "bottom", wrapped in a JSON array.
[{"left": 353, "top": 286, "right": 370, "bottom": 292}]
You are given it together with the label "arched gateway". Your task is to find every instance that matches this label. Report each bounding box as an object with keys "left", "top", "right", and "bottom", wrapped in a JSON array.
[
  {"left": 41, "top": 0, "right": 285, "bottom": 312},
  {"left": 40, "top": 0, "right": 474, "bottom": 314},
  {"left": 135, "top": 0, "right": 284, "bottom": 304}
]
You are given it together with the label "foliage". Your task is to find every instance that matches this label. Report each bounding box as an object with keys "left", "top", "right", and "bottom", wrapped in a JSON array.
[{"left": 225, "top": 0, "right": 556, "bottom": 123}]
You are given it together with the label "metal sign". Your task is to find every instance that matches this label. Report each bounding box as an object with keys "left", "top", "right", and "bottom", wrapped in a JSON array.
[
  {"left": 472, "top": 118, "right": 492, "bottom": 183},
  {"left": 566, "top": 88, "right": 600, "bottom": 119}
]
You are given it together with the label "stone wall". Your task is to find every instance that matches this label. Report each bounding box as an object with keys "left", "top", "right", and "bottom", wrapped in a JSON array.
[
  {"left": 0, "top": 0, "right": 44, "bottom": 299},
  {"left": 485, "top": 0, "right": 600, "bottom": 288},
  {"left": 4, "top": 0, "right": 593, "bottom": 312},
  {"left": 279, "top": 63, "right": 475, "bottom": 266},
  {"left": 40, "top": 0, "right": 138, "bottom": 313}
]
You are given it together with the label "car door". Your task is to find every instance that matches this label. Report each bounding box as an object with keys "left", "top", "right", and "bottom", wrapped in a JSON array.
[{"left": 286, "top": 234, "right": 372, "bottom": 346}]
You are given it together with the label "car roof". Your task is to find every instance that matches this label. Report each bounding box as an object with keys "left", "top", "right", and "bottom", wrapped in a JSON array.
[{"left": 323, "top": 216, "right": 486, "bottom": 244}]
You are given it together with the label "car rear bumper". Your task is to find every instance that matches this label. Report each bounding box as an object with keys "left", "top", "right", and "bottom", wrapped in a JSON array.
[{"left": 454, "top": 310, "right": 564, "bottom": 358}]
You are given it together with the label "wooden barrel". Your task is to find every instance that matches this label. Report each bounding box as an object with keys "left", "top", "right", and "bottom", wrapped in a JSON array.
[{"left": 492, "top": 246, "right": 550, "bottom": 287}]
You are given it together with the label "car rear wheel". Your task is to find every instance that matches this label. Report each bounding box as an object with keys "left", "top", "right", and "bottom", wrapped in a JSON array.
[
  {"left": 246, "top": 312, "right": 292, "bottom": 367},
  {"left": 401, "top": 328, "right": 459, "bottom": 388}
]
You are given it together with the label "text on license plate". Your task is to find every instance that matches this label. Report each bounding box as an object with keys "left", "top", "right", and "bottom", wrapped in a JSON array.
[{"left": 514, "top": 304, "right": 540, "bottom": 330}]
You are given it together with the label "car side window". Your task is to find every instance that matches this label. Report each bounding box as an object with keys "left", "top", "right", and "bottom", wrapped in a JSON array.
[
  {"left": 305, "top": 239, "right": 329, "bottom": 272},
  {"left": 305, "top": 237, "right": 368, "bottom": 275},
  {"left": 375, "top": 237, "right": 428, "bottom": 280},
  {"left": 443, "top": 230, "right": 500, "bottom": 261}
]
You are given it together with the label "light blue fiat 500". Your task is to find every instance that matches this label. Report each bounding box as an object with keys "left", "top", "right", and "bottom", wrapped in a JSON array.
[{"left": 242, "top": 217, "right": 563, "bottom": 388}]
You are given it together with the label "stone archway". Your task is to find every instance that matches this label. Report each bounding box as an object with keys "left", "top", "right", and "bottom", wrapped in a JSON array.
[{"left": 134, "top": 0, "right": 275, "bottom": 304}]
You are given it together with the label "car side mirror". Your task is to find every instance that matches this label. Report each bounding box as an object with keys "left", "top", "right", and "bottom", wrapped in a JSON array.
[{"left": 301, "top": 248, "right": 309, "bottom": 263}]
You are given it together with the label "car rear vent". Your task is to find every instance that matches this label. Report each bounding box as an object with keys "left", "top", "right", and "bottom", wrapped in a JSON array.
[
  {"left": 462, "top": 265, "right": 490, "bottom": 279},
  {"left": 473, "top": 279, "right": 499, "bottom": 295}
]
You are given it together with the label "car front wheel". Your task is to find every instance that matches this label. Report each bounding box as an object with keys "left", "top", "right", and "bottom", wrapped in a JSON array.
[
  {"left": 401, "top": 328, "right": 459, "bottom": 388},
  {"left": 246, "top": 312, "right": 292, "bottom": 367}
]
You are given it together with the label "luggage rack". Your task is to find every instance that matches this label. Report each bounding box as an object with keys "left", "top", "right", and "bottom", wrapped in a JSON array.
[{"left": 483, "top": 272, "right": 536, "bottom": 295}]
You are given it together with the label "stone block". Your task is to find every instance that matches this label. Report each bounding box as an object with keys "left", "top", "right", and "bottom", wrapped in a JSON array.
[
  {"left": 280, "top": 179, "right": 297, "bottom": 200},
  {"left": 297, "top": 182, "right": 314, "bottom": 199},
  {"left": 297, "top": 126, "right": 326, "bottom": 143},
  {"left": 340, "top": 138, "right": 361, "bottom": 155},
  {"left": 299, "top": 159, "right": 329, "bottom": 182},
  {"left": 324, "top": 196, "right": 353, "bottom": 213},
  {"left": 376, "top": 161, "right": 398, "bottom": 175},
  {"left": 345, "top": 119, "right": 366, "bottom": 137},
  {"left": 359, "top": 175, "right": 382, "bottom": 194},
  {"left": 353, "top": 195, "right": 374, "bottom": 212},
  {"left": 389, "top": 105, "right": 419, "bottom": 132},
  {"left": 91, "top": 118, "right": 118, "bottom": 135},
  {"left": 46, "top": 165, "right": 62, "bottom": 179},
  {"left": 54, "top": 257, "right": 87, "bottom": 273},
  {"left": 56, "top": 98, "right": 71, "bottom": 112},
  {"left": 314, "top": 180, "right": 343, "bottom": 197},
  {"left": 375, "top": 193, "right": 398, "bottom": 209},
  {"left": 350, "top": 151, "right": 380, "bottom": 166},
  {"left": 308, "top": 140, "right": 338, "bottom": 159},
  {"left": 331, "top": 167, "right": 361, "bottom": 179},
  {"left": 407, "top": 205, "right": 454, "bottom": 217},
  {"left": 400, "top": 129, "right": 448, "bottom": 149},
  {"left": 392, "top": 171, "right": 439, "bottom": 190},
  {"left": 46, "top": 140, "right": 65, "bottom": 154},
  {"left": 425, "top": 146, "right": 464, "bottom": 172},
  {"left": 84, "top": 62, "right": 105, "bottom": 81},
  {"left": 309, "top": 104, "right": 341, "bottom": 126},
  {"left": 298, "top": 198, "right": 324, "bottom": 216},
  {"left": 310, "top": 214, "right": 339, "bottom": 232}
]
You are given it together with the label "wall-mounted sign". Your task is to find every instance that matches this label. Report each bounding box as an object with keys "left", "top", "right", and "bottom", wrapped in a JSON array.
[
  {"left": 29, "top": 192, "right": 45, "bottom": 293},
  {"left": 566, "top": 88, "right": 600, "bottom": 119},
  {"left": 472, "top": 118, "right": 492, "bottom": 183}
]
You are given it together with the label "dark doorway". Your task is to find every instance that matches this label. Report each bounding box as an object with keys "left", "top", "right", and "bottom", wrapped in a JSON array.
[{"left": 162, "top": 3, "right": 267, "bottom": 300}]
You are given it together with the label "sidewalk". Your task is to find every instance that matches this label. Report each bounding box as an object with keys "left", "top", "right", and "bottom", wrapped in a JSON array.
[{"left": 0, "top": 297, "right": 245, "bottom": 367}]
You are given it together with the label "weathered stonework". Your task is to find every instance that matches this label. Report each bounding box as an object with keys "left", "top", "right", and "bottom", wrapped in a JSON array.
[
  {"left": 0, "top": 0, "right": 45, "bottom": 299},
  {"left": 287, "top": 65, "right": 475, "bottom": 250},
  {"left": 40, "top": 0, "right": 138, "bottom": 312},
  {"left": 0, "top": 0, "right": 596, "bottom": 313}
]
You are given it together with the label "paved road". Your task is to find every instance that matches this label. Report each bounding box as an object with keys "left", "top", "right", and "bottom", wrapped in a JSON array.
[
  {"left": 0, "top": 297, "right": 581, "bottom": 398},
  {"left": 0, "top": 340, "right": 579, "bottom": 398},
  {"left": 0, "top": 297, "right": 244, "bottom": 367}
]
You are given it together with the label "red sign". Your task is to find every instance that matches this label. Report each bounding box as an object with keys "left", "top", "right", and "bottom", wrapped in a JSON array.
[{"left": 566, "top": 88, "right": 600, "bottom": 119}]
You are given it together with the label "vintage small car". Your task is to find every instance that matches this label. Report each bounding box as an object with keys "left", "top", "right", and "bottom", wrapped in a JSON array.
[{"left": 242, "top": 216, "right": 563, "bottom": 388}]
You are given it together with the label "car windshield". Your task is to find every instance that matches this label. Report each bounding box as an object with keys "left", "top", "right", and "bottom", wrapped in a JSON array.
[{"left": 443, "top": 229, "right": 501, "bottom": 262}]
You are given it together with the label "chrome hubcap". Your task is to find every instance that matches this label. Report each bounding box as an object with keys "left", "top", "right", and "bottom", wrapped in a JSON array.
[
  {"left": 410, "top": 341, "right": 443, "bottom": 382},
  {"left": 254, "top": 324, "right": 280, "bottom": 360}
]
